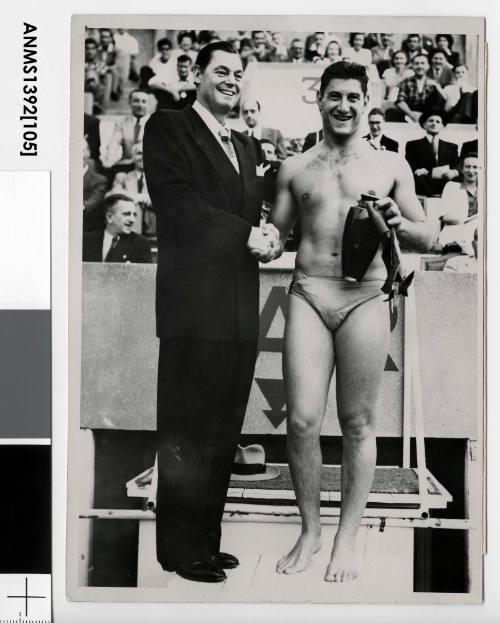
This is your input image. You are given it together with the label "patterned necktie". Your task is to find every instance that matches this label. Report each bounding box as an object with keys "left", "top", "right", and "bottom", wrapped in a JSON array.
[
  {"left": 218, "top": 126, "right": 239, "bottom": 172},
  {"left": 137, "top": 173, "right": 144, "bottom": 194}
]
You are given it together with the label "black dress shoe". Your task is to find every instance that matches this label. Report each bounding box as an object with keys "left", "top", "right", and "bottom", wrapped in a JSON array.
[
  {"left": 175, "top": 560, "right": 226, "bottom": 583},
  {"left": 211, "top": 552, "right": 239, "bottom": 569}
]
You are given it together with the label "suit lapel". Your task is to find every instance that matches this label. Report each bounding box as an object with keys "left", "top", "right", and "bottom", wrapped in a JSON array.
[
  {"left": 233, "top": 132, "right": 257, "bottom": 222},
  {"left": 437, "top": 140, "right": 449, "bottom": 167},
  {"left": 185, "top": 107, "right": 240, "bottom": 203}
]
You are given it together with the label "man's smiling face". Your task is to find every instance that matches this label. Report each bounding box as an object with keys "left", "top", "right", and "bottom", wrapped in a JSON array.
[
  {"left": 318, "top": 78, "right": 368, "bottom": 138},
  {"left": 194, "top": 50, "right": 243, "bottom": 117}
]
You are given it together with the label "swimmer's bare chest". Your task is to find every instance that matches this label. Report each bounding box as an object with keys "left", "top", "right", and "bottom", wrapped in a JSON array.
[{"left": 291, "top": 149, "right": 396, "bottom": 276}]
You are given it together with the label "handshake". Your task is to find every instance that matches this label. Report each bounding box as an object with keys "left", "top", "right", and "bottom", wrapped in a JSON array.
[{"left": 246, "top": 223, "right": 282, "bottom": 263}]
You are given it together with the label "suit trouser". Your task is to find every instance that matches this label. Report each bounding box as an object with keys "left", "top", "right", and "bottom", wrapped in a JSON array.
[{"left": 156, "top": 338, "right": 257, "bottom": 570}]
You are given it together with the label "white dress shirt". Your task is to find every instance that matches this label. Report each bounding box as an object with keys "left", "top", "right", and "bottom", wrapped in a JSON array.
[
  {"left": 192, "top": 100, "right": 239, "bottom": 172},
  {"left": 102, "top": 230, "right": 115, "bottom": 261}
]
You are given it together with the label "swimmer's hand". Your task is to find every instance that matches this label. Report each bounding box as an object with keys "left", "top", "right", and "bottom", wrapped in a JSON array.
[
  {"left": 262, "top": 223, "right": 283, "bottom": 262},
  {"left": 247, "top": 224, "right": 282, "bottom": 262},
  {"left": 376, "top": 197, "right": 403, "bottom": 230},
  {"left": 247, "top": 225, "right": 278, "bottom": 262},
  {"left": 415, "top": 168, "right": 429, "bottom": 176}
]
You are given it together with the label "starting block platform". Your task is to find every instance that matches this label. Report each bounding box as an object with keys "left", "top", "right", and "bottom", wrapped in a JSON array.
[{"left": 126, "top": 463, "right": 452, "bottom": 520}]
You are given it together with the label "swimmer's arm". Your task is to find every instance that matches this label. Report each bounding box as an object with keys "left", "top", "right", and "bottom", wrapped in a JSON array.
[
  {"left": 268, "top": 158, "right": 299, "bottom": 254},
  {"left": 386, "top": 157, "right": 434, "bottom": 252}
]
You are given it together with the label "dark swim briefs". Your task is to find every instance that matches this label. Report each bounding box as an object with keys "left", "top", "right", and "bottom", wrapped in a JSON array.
[{"left": 288, "top": 271, "right": 385, "bottom": 332}]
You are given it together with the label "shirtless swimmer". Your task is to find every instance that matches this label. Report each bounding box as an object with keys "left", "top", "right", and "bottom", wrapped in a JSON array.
[{"left": 269, "top": 61, "right": 432, "bottom": 582}]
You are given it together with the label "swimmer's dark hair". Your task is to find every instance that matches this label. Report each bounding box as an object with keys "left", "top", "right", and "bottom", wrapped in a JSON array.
[{"left": 319, "top": 61, "right": 369, "bottom": 96}]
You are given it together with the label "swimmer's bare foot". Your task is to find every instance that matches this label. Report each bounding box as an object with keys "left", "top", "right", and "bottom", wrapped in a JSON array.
[
  {"left": 324, "top": 534, "right": 359, "bottom": 582},
  {"left": 276, "top": 532, "right": 321, "bottom": 575}
]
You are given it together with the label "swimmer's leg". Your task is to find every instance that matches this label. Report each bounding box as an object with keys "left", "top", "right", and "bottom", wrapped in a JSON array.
[
  {"left": 276, "top": 294, "right": 334, "bottom": 575},
  {"left": 325, "top": 295, "right": 389, "bottom": 582}
]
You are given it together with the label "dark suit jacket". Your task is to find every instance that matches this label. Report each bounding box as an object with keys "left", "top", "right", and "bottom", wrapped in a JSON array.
[
  {"left": 143, "top": 106, "right": 262, "bottom": 342},
  {"left": 82, "top": 230, "right": 152, "bottom": 263},
  {"left": 405, "top": 136, "right": 459, "bottom": 196},
  {"left": 460, "top": 139, "right": 478, "bottom": 160},
  {"left": 302, "top": 129, "right": 323, "bottom": 152},
  {"left": 362, "top": 134, "right": 399, "bottom": 152},
  {"left": 83, "top": 163, "right": 108, "bottom": 232}
]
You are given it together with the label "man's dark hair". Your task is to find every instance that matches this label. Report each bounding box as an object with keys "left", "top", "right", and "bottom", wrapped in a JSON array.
[
  {"left": 260, "top": 138, "right": 276, "bottom": 148},
  {"left": 128, "top": 88, "right": 149, "bottom": 101},
  {"left": 319, "top": 61, "right": 369, "bottom": 96},
  {"left": 156, "top": 37, "right": 172, "bottom": 51},
  {"left": 413, "top": 53, "right": 429, "bottom": 64},
  {"left": 197, "top": 30, "right": 219, "bottom": 47},
  {"left": 429, "top": 48, "right": 447, "bottom": 61},
  {"left": 461, "top": 151, "right": 478, "bottom": 162},
  {"left": 251, "top": 30, "right": 265, "bottom": 39},
  {"left": 177, "top": 54, "right": 192, "bottom": 65},
  {"left": 368, "top": 107, "right": 385, "bottom": 119},
  {"left": 240, "top": 38, "right": 253, "bottom": 50},
  {"left": 408, "top": 33, "right": 421, "bottom": 41},
  {"left": 85, "top": 38, "right": 98, "bottom": 48},
  {"left": 103, "top": 193, "right": 135, "bottom": 215},
  {"left": 195, "top": 41, "right": 238, "bottom": 72}
]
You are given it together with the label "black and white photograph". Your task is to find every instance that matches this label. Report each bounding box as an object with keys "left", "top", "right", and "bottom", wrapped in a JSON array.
[{"left": 67, "top": 14, "right": 485, "bottom": 604}]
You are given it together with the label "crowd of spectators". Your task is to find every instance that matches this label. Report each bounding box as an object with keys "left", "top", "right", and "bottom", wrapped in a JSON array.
[{"left": 82, "top": 29, "right": 480, "bottom": 270}]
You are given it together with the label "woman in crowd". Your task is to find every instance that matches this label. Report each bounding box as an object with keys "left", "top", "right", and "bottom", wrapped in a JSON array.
[
  {"left": 343, "top": 33, "right": 372, "bottom": 67},
  {"left": 434, "top": 34, "right": 461, "bottom": 68},
  {"left": 314, "top": 39, "right": 343, "bottom": 65},
  {"left": 381, "top": 50, "right": 414, "bottom": 101}
]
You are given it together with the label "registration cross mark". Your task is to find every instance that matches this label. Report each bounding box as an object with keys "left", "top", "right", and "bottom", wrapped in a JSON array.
[{"left": 6, "top": 577, "right": 46, "bottom": 618}]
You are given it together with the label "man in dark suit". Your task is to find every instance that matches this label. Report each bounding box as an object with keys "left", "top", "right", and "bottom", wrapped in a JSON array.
[
  {"left": 82, "top": 193, "right": 152, "bottom": 263},
  {"left": 460, "top": 137, "right": 478, "bottom": 160},
  {"left": 241, "top": 99, "right": 287, "bottom": 161},
  {"left": 143, "top": 41, "right": 279, "bottom": 584},
  {"left": 363, "top": 108, "right": 399, "bottom": 152},
  {"left": 405, "top": 108, "right": 459, "bottom": 196}
]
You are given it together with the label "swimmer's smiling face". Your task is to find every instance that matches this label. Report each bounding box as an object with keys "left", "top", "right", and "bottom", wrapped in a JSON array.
[{"left": 318, "top": 78, "right": 369, "bottom": 138}]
